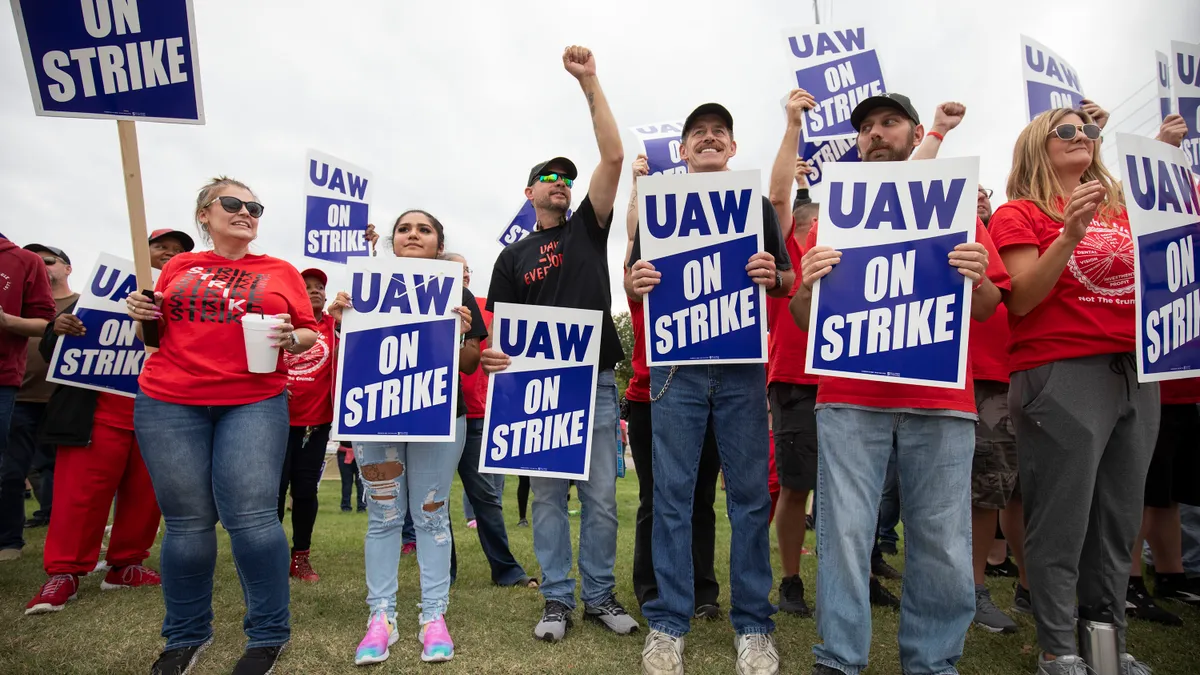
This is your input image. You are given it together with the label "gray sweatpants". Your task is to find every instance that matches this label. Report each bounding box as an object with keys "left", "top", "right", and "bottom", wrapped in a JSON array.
[{"left": 1010, "top": 353, "right": 1159, "bottom": 656}]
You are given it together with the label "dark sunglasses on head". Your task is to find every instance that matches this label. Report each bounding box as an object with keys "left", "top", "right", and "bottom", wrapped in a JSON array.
[
  {"left": 41, "top": 256, "right": 59, "bottom": 266},
  {"left": 1049, "top": 123, "right": 1101, "bottom": 141},
  {"left": 978, "top": 188, "right": 993, "bottom": 199},
  {"left": 537, "top": 173, "right": 574, "bottom": 188},
  {"left": 205, "top": 195, "right": 265, "bottom": 218}
]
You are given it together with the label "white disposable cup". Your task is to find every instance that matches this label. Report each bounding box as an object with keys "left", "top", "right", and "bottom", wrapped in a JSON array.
[{"left": 241, "top": 314, "right": 283, "bottom": 374}]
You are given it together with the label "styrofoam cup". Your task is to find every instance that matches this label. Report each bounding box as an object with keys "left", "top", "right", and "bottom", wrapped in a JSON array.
[{"left": 241, "top": 313, "right": 283, "bottom": 373}]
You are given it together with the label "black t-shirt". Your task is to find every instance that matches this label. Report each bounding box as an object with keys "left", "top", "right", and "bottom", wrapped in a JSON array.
[
  {"left": 486, "top": 196, "right": 624, "bottom": 371},
  {"left": 458, "top": 287, "right": 487, "bottom": 417},
  {"left": 629, "top": 195, "right": 793, "bottom": 272}
]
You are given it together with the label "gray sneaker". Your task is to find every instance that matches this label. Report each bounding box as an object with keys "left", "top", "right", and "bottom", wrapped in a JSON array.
[
  {"left": 1037, "top": 655, "right": 1089, "bottom": 675},
  {"left": 533, "top": 600, "right": 573, "bottom": 642},
  {"left": 584, "top": 594, "right": 639, "bottom": 635},
  {"left": 641, "top": 630, "right": 684, "bottom": 675},
  {"left": 734, "top": 633, "right": 779, "bottom": 675},
  {"left": 1013, "top": 583, "right": 1033, "bottom": 615},
  {"left": 974, "top": 587, "right": 1018, "bottom": 633},
  {"left": 1119, "top": 653, "right": 1153, "bottom": 675}
]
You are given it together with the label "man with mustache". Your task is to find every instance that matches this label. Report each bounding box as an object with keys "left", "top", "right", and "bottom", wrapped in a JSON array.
[{"left": 790, "top": 93, "right": 1011, "bottom": 675}]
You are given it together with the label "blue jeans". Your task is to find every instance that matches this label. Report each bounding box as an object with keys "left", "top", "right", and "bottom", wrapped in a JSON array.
[
  {"left": 458, "top": 416, "right": 527, "bottom": 585},
  {"left": 643, "top": 364, "right": 775, "bottom": 637},
  {"left": 134, "top": 391, "right": 291, "bottom": 650},
  {"left": 355, "top": 416, "right": 465, "bottom": 624},
  {"left": 0, "top": 400, "right": 49, "bottom": 550},
  {"left": 877, "top": 450, "right": 900, "bottom": 549},
  {"left": 814, "top": 407, "right": 974, "bottom": 675},
  {"left": 531, "top": 369, "right": 619, "bottom": 609}
]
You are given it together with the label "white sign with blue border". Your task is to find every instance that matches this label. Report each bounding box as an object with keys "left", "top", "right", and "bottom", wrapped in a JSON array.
[
  {"left": 781, "top": 25, "right": 885, "bottom": 142},
  {"left": 1020, "top": 35, "right": 1084, "bottom": 121},
  {"left": 305, "top": 149, "right": 372, "bottom": 264},
  {"left": 630, "top": 121, "right": 688, "bottom": 176},
  {"left": 806, "top": 157, "right": 979, "bottom": 389},
  {"left": 332, "top": 257, "right": 463, "bottom": 442},
  {"left": 479, "top": 303, "right": 601, "bottom": 481}
]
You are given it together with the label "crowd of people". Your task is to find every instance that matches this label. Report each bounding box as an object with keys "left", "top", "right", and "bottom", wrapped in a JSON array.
[{"left": 0, "top": 44, "right": 1198, "bottom": 675}]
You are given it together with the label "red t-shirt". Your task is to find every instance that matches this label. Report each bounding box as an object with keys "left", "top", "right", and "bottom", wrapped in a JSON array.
[
  {"left": 806, "top": 220, "right": 1012, "bottom": 415},
  {"left": 988, "top": 199, "right": 1136, "bottom": 373},
  {"left": 462, "top": 295, "right": 493, "bottom": 419},
  {"left": 0, "top": 241, "right": 56, "bottom": 387},
  {"left": 285, "top": 312, "right": 337, "bottom": 426},
  {"left": 1161, "top": 377, "right": 1200, "bottom": 405},
  {"left": 94, "top": 392, "right": 136, "bottom": 431},
  {"left": 768, "top": 221, "right": 819, "bottom": 386},
  {"left": 139, "top": 252, "right": 319, "bottom": 406},
  {"left": 970, "top": 301, "right": 1011, "bottom": 384},
  {"left": 626, "top": 297, "right": 650, "bottom": 403}
]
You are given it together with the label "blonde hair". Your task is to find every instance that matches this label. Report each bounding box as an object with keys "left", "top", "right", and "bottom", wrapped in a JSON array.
[
  {"left": 1005, "top": 108, "right": 1123, "bottom": 222},
  {"left": 194, "top": 176, "right": 255, "bottom": 243}
]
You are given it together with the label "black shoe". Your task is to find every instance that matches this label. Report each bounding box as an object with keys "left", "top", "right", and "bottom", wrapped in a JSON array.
[
  {"left": 1153, "top": 572, "right": 1200, "bottom": 607},
  {"left": 23, "top": 516, "right": 49, "bottom": 529},
  {"left": 779, "top": 575, "right": 812, "bottom": 617},
  {"left": 986, "top": 557, "right": 1020, "bottom": 578},
  {"left": 340, "top": 504, "right": 352, "bottom": 512},
  {"left": 878, "top": 540, "right": 898, "bottom": 556},
  {"left": 232, "top": 645, "right": 286, "bottom": 675},
  {"left": 1127, "top": 577, "right": 1183, "bottom": 626},
  {"left": 693, "top": 603, "right": 722, "bottom": 620},
  {"left": 150, "top": 638, "right": 212, "bottom": 675},
  {"left": 871, "top": 558, "right": 903, "bottom": 580},
  {"left": 869, "top": 577, "right": 900, "bottom": 609},
  {"left": 805, "top": 513, "right": 815, "bottom": 531}
]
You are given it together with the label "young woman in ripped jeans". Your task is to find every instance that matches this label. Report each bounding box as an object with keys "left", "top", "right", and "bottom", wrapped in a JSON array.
[{"left": 331, "top": 211, "right": 485, "bottom": 665}]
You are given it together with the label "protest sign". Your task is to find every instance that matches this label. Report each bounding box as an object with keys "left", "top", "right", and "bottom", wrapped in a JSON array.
[
  {"left": 332, "top": 257, "right": 463, "bottom": 442},
  {"left": 10, "top": 0, "right": 203, "bottom": 123},
  {"left": 1158, "top": 51, "right": 1174, "bottom": 122},
  {"left": 305, "top": 150, "right": 371, "bottom": 264},
  {"left": 782, "top": 25, "right": 885, "bottom": 142},
  {"left": 806, "top": 157, "right": 979, "bottom": 388},
  {"left": 1172, "top": 41, "right": 1200, "bottom": 174},
  {"left": 497, "top": 201, "right": 572, "bottom": 248},
  {"left": 802, "top": 137, "right": 860, "bottom": 186},
  {"left": 637, "top": 169, "right": 766, "bottom": 366},
  {"left": 630, "top": 121, "right": 688, "bottom": 176},
  {"left": 47, "top": 253, "right": 157, "bottom": 397},
  {"left": 1020, "top": 35, "right": 1084, "bottom": 121},
  {"left": 1117, "top": 133, "right": 1200, "bottom": 382},
  {"left": 480, "top": 303, "right": 600, "bottom": 480}
]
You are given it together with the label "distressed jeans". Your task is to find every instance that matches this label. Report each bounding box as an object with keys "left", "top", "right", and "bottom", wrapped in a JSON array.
[{"left": 354, "top": 416, "right": 465, "bottom": 625}]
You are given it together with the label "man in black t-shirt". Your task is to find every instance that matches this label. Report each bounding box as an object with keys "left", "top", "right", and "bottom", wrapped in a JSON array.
[
  {"left": 627, "top": 103, "right": 794, "bottom": 675},
  {"left": 482, "top": 45, "right": 637, "bottom": 643}
]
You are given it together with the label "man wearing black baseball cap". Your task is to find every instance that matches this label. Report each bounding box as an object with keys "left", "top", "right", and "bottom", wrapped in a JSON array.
[
  {"left": 628, "top": 100, "right": 793, "bottom": 675},
  {"left": 791, "top": 95, "right": 1007, "bottom": 675},
  {"left": 483, "top": 45, "right": 638, "bottom": 642}
]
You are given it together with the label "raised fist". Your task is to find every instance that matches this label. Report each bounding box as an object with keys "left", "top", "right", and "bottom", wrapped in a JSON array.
[
  {"left": 932, "top": 102, "right": 966, "bottom": 135},
  {"left": 563, "top": 46, "right": 595, "bottom": 80}
]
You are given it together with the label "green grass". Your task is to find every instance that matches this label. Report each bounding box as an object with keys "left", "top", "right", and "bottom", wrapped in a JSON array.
[{"left": 1, "top": 469, "right": 1198, "bottom": 674}]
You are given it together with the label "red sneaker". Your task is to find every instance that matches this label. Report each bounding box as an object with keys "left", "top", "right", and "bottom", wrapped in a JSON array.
[
  {"left": 401, "top": 542, "right": 416, "bottom": 556},
  {"left": 102, "top": 564, "right": 162, "bottom": 590},
  {"left": 290, "top": 549, "right": 320, "bottom": 582},
  {"left": 25, "top": 574, "right": 80, "bottom": 615}
]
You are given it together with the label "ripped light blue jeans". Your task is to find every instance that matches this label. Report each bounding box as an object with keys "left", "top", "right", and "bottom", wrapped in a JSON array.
[{"left": 355, "top": 416, "right": 466, "bottom": 625}]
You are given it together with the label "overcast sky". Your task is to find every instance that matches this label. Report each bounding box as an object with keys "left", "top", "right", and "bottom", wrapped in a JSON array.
[{"left": 2, "top": 0, "right": 1197, "bottom": 314}]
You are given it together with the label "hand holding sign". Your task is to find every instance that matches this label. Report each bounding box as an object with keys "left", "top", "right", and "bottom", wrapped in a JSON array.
[
  {"left": 746, "top": 252, "right": 780, "bottom": 290},
  {"left": 125, "top": 291, "right": 163, "bottom": 321},
  {"left": 54, "top": 313, "right": 87, "bottom": 337},
  {"left": 455, "top": 306, "right": 473, "bottom": 335},
  {"left": 563, "top": 46, "right": 596, "bottom": 80},
  {"left": 795, "top": 159, "right": 813, "bottom": 188},
  {"left": 1063, "top": 181, "right": 1105, "bottom": 244},
  {"left": 1080, "top": 99, "right": 1109, "bottom": 129},
  {"left": 932, "top": 102, "right": 966, "bottom": 135},
  {"left": 628, "top": 260, "right": 661, "bottom": 296},
  {"left": 1156, "top": 114, "right": 1190, "bottom": 148},
  {"left": 365, "top": 223, "right": 379, "bottom": 255},
  {"left": 632, "top": 154, "right": 650, "bottom": 179},
  {"left": 800, "top": 246, "right": 841, "bottom": 290},
  {"left": 948, "top": 243, "right": 989, "bottom": 284},
  {"left": 786, "top": 88, "right": 818, "bottom": 127},
  {"left": 327, "top": 291, "right": 352, "bottom": 322}
]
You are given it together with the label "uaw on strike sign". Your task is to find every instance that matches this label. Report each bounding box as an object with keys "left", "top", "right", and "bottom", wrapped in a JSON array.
[
  {"left": 807, "top": 157, "right": 979, "bottom": 388},
  {"left": 1117, "top": 133, "right": 1200, "bottom": 382},
  {"left": 305, "top": 150, "right": 371, "bottom": 264},
  {"left": 782, "top": 25, "right": 885, "bottom": 142},
  {"left": 333, "top": 258, "right": 463, "bottom": 442}
]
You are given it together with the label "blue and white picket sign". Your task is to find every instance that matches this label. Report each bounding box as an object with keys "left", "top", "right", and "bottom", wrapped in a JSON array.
[
  {"left": 332, "top": 257, "right": 463, "bottom": 442},
  {"left": 1157, "top": 51, "right": 1174, "bottom": 122},
  {"left": 1172, "top": 41, "right": 1200, "bottom": 174},
  {"left": 1117, "top": 133, "right": 1200, "bottom": 382},
  {"left": 46, "top": 253, "right": 156, "bottom": 397},
  {"left": 806, "top": 157, "right": 979, "bottom": 389},
  {"left": 305, "top": 149, "right": 371, "bottom": 264},
  {"left": 630, "top": 121, "right": 688, "bottom": 176},
  {"left": 496, "top": 201, "right": 573, "bottom": 248},
  {"left": 801, "top": 137, "right": 860, "bottom": 187},
  {"left": 9, "top": 0, "right": 204, "bottom": 124},
  {"left": 479, "top": 303, "right": 601, "bottom": 481},
  {"left": 781, "top": 25, "right": 885, "bottom": 142},
  {"left": 637, "top": 169, "right": 766, "bottom": 366},
  {"left": 1020, "top": 35, "right": 1084, "bottom": 121}
]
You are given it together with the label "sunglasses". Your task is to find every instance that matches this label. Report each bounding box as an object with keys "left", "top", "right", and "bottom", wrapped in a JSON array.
[
  {"left": 1048, "top": 123, "right": 1101, "bottom": 141},
  {"left": 205, "top": 195, "right": 265, "bottom": 218},
  {"left": 41, "top": 256, "right": 60, "bottom": 266},
  {"left": 536, "top": 173, "right": 574, "bottom": 188},
  {"left": 978, "top": 188, "right": 993, "bottom": 199}
]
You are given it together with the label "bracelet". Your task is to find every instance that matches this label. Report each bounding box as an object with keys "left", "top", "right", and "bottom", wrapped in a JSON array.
[{"left": 927, "top": 130, "right": 945, "bottom": 142}]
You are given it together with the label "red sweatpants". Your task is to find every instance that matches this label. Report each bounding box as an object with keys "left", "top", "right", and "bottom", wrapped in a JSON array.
[{"left": 43, "top": 421, "right": 162, "bottom": 575}]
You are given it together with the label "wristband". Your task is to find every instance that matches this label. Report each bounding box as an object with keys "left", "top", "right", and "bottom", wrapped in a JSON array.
[{"left": 927, "top": 130, "right": 945, "bottom": 142}]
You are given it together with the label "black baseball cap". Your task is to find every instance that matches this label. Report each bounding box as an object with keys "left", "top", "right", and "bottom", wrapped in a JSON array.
[
  {"left": 527, "top": 157, "right": 578, "bottom": 187},
  {"left": 24, "top": 243, "right": 70, "bottom": 265},
  {"left": 681, "top": 103, "right": 734, "bottom": 140},
  {"left": 850, "top": 92, "right": 920, "bottom": 131}
]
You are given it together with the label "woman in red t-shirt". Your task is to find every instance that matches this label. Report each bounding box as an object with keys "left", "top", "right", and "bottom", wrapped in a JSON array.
[
  {"left": 124, "top": 177, "right": 320, "bottom": 675},
  {"left": 989, "top": 109, "right": 1185, "bottom": 673}
]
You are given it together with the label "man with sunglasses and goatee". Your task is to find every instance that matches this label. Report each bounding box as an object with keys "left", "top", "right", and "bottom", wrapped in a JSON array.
[
  {"left": 791, "top": 93, "right": 1011, "bottom": 675},
  {"left": 482, "top": 45, "right": 638, "bottom": 642}
]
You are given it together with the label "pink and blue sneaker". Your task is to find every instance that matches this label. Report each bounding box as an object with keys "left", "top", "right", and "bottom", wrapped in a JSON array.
[
  {"left": 419, "top": 616, "right": 455, "bottom": 663},
  {"left": 355, "top": 609, "right": 398, "bottom": 666}
]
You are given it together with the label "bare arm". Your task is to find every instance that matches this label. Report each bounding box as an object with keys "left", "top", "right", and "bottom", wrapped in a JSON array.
[
  {"left": 459, "top": 337, "right": 481, "bottom": 375},
  {"left": 0, "top": 314, "right": 48, "bottom": 338},
  {"left": 564, "top": 47, "right": 623, "bottom": 226},
  {"left": 912, "top": 102, "right": 965, "bottom": 160},
  {"left": 770, "top": 90, "right": 814, "bottom": 228},
  {"left": 970, "top": 278, "right": 1001, "bottom": 321}
]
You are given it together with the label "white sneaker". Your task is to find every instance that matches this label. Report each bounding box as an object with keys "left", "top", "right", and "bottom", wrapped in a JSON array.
[
  {"left": 734, "top": 633, "right": 779, "bottom": 675},
  {"left": 641, "top": 630, "right": 684, "bottom": 675},
  {"left": 1119, "top": 653, "right": 1153, "bottom": 675}
]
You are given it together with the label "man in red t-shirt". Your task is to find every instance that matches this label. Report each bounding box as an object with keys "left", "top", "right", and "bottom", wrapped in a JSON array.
[{"left": 790, "top": 93, "right": 1011, "bottom": 675}]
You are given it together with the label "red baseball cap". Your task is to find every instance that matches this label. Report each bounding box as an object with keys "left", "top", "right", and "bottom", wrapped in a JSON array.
[
  {"left": 149, "top": 228, "right": 195, "bottom": 252},
  {"left": 300, "top": 268, "right": 328, "bottom": 286}
]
